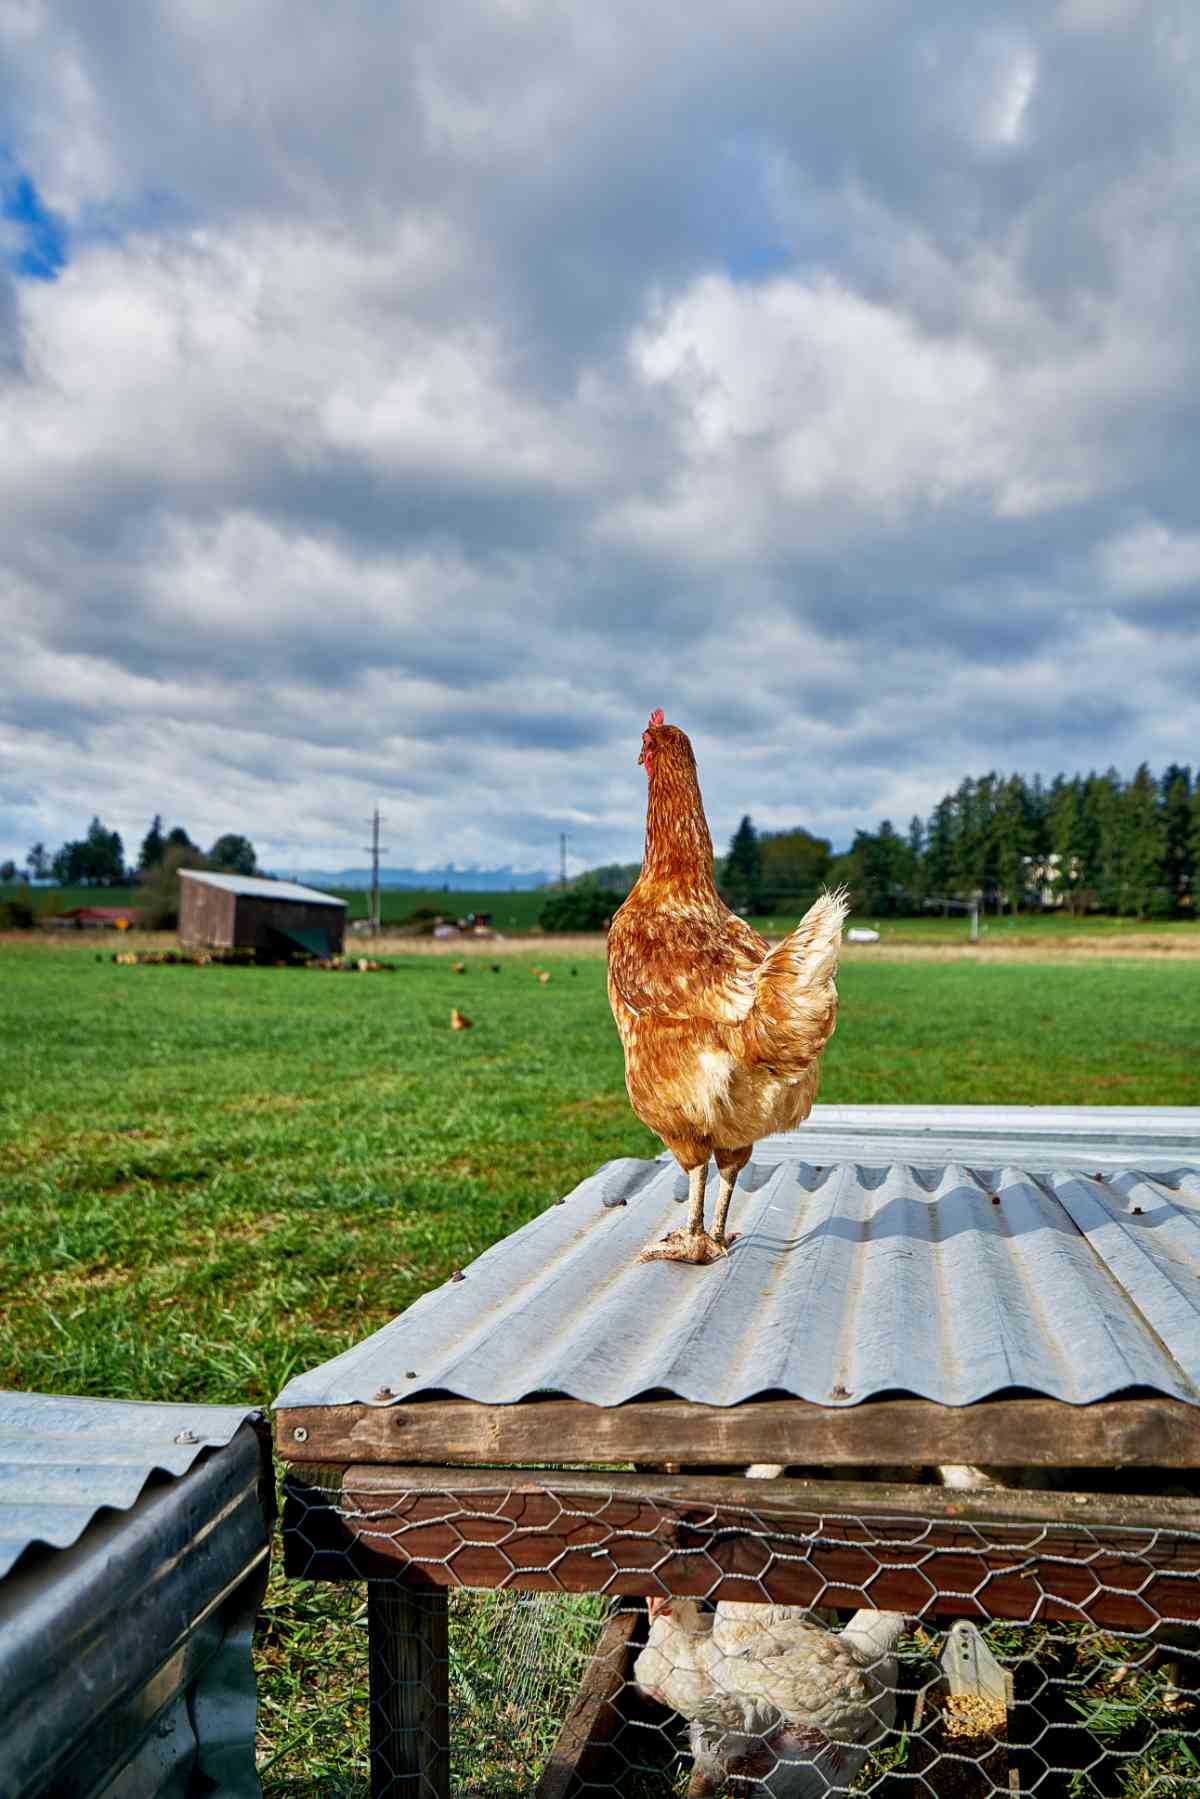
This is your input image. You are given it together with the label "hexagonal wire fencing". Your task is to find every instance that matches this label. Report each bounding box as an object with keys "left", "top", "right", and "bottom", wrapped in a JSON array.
[{"left": 282, "top": 1467, "right": 1200, "bottom": 1796}]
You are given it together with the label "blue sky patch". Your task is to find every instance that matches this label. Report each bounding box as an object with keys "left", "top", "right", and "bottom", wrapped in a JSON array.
[{"left": 3, "top": 159, "right": 68, "bottom": 278}]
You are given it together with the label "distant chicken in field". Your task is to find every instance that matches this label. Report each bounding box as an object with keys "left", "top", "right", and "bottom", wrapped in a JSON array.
[
  {"left": 607, "top": 710, "right": 848, "bottom": 1264},
  {"left": 634, "top": 1599, "right": 905, "bottom": 1795}
]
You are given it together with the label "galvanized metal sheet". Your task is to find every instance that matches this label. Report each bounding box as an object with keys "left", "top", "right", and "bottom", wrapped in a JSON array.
[
  {"left": 753, "top": 1104, "right": 1200, "bottom": 1172},
  {"left": 0, "top": 1394, "right": 262, "bottom": 1580},
  {"left": 178, "top": 870, "right": 345, "bottom": 908},
  {"left": 0, "top": 1419, "right": 268, "bottom": 1799},
  {"left": 275, "top": 1113, "right": 1200, "bottom": 1414}
]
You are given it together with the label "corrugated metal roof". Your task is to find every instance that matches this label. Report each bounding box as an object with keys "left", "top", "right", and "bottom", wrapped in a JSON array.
[
  {"left": 0, "top": 1393, "right": 262, "bottom": 1580},
  {"left": 179, "top": 870, "right": 346, "bottom": 907},
  {"left": 274, "top": 1107, "right": 1200, "bottom": 1415},
  {"left": 752, "top": 1105, "right": 1200, "bottom": 1171}
]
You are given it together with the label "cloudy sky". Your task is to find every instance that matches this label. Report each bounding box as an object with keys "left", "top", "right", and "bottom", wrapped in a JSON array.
[{"left": 2, "top": 0, "right": 1197, "bottom": 878}]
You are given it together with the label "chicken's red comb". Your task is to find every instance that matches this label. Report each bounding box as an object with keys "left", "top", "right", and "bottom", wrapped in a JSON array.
[{"left": 647, "top": 707, "right": 664, "bottom": 728}]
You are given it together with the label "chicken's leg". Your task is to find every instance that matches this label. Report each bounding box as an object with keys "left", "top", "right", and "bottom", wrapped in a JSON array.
[
  {"left": 710, "top": 1147, "right": 751, "bottom": 1249},
  {"left": 710, "top": 1170, "right": 738, "bottom": 1248},
  {"left": 637, "top": 1162, "right": 728, "bottom": 1265}
]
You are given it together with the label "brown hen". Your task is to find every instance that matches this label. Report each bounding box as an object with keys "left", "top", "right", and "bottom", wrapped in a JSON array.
[{"left": 607, "top": 711, "right": 848, "bottom": 1265}]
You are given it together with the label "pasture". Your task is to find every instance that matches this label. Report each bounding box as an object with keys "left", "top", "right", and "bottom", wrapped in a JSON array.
[{"left": 2, "top": 935, "right": 1198, "bottom": 1791}]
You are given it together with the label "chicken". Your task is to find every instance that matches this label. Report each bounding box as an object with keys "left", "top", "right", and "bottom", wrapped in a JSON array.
[
  {"left": 633, "top": 1598, "right": 905, "bottom": 1796},
  {"left": 607, "top": 710, "right": 848, "bottom": 1264}
]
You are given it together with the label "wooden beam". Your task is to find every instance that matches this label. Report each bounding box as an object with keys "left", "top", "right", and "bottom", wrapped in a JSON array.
[
  {"left": 277, "top": 1393, "right": 1200, "bottom": 1470},
  {"left": 367, "top": 1577, "right": 449, "bottom": 1799},
  {"left": 531, "top": 1604, "right": 644, "bottom": 1799},
  {"left": 284, "top": 1466, "right": 1200, "bottom": 1634}
]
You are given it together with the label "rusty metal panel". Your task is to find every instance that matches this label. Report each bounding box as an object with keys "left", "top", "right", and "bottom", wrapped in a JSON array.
[{"left": 274, "top": 1108, "right": 1200, "bottom": 1416}]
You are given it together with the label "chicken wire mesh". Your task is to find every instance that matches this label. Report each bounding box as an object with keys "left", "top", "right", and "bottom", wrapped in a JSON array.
[{"left": 282, "top": 1472, "right": 1200, "bottom": 1797}]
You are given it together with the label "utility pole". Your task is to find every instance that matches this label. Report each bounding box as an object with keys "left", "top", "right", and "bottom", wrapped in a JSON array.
[
  {"left": 363, "top": 808, "right": 389, "bottom": 935},
  {"left": 560, "top": 832, "right": 567, "bottom": 889}
]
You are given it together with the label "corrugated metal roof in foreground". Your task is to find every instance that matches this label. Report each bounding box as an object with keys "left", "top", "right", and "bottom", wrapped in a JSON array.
[
  {"left": 179, "top": 869, "right": 346, "bottom": 907},
  {"left": 0, "top": 1392, "right": 262, "bottom": 1580},
  {"left": 752, "top": 1104, "right": 1200, "bottom": 1171},
  {"left": 275, "top": 1106, "right": 1200, "bottom": 1415}
]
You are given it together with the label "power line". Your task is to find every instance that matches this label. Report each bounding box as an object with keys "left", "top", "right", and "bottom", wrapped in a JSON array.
[{"left": 363, "top": 808, "right": 389, "bottom": 934}]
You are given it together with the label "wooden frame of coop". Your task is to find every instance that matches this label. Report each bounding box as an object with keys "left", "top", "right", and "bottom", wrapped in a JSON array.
[
  {"left": 276, "top": 1109, "right": 1200, "bottom": 1794},
  {"left": 280, "top": 1394, "right": 1200, "bottom": 1794}
]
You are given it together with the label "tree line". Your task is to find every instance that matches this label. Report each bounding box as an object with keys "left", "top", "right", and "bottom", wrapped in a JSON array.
[
  {"left": 553, "top": 763, "right": 1199, "bottom": 924},
  {"left": 2, "top": 816, "right": 258, "bottom": 895},
  {"left": 723, "top": 763, "right": 1199, "bottom": 920}
]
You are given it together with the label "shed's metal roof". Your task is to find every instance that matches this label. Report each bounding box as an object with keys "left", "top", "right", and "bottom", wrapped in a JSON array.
[
  {"left": 0, "top": 1393, "right": 262, "bottom": 1580},
  {"left": 179, "top": 870, "right": 346, "bottom": 907},
  {"left": 275, "top": 1107, "right": 1200, "bottom": 1415}
]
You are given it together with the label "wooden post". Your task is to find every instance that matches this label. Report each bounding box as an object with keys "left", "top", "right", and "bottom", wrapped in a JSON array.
[
  {"left": 533, "top": 1603, "right": 644, "bottom": 1799},
  {"left": 368, "top": 1577, "right": 449, "bottom": 1799}
]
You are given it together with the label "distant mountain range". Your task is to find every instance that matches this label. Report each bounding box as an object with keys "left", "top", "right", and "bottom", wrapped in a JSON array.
[{"left": 281, "top": 865, "right": 553, "bottom": 891}]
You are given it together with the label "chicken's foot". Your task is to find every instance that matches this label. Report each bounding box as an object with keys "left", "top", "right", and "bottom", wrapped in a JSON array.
[{"left": 638, "top": 1162, "right": 728, "bottom": 1265}]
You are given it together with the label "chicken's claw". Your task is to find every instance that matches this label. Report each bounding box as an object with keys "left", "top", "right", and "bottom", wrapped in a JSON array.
[{"left": 637, "top": 1228, "right": 729, "bottom": 1266}]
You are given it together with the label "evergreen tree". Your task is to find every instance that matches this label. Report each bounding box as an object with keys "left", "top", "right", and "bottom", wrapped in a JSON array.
[
  {"left": 138, "top": 815, "right": 166, "bottom": 872},
  {"left": 993, "top": 775, "right": 1033, "bottom": 912},
  {"left": 1046, "top": 776, "right": 1083, "bottom": 911},
  {"left": 1121, "top": 763, "right": 1169, "bottom": 917},
  {"left": 1160, "top": 765, "right": 1193, "bottom": 911},
  {"left": 723, "top": 815, "right": 763, "bottom": 912},
  {"left": 907, "top": 816, "right": 926, "bottom": 906},
  {"left": 950, "top": 777, "right": 985, "bottom": 903},
  {"left": 1086, "top": 769, "right": 1124, "bottom": 911},
  {"left": 924, "top": 797, "right": 955, "bottom": 910}
]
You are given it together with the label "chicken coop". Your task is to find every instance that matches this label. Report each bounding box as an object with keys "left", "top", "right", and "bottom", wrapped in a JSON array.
[
  {"left": 0, "top": 1391, "right": 273, "bottom": 1798},
  {"left": 276, "top": 1105, "right": 1200, "bottom": 1797},
  {"left": 178, "top": 869, "right": 347, "bottom": 959}
]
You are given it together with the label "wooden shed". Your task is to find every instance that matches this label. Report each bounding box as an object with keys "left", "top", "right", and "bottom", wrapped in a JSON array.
[{"left": 179, "top": 870, "right": 347, "bottom": 959}]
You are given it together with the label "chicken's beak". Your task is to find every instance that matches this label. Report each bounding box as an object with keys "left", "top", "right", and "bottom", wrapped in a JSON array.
[{"left": 637, "top": 748, "right": 645, "bottom": 766}]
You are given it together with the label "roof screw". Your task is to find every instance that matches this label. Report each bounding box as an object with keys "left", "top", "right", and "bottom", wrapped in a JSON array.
[
  {"left": 451, "top": 1269, "right": 466, "bottom": 1282},
  {"left": 405, "top": 1372, "right": 417, "bottom": 1380},
  {"left": 374, "top": 1386, "right": 394, "bottom": 1400},
  {"left": 174, "top": 1428, "right": 199, "bottom": 1445},
  {"left": 989, "top": 1193, "right": 1000, "bottom": 1205},
  {"left": 292, "top": 1426, "right": 309, "bottom": 1443}
]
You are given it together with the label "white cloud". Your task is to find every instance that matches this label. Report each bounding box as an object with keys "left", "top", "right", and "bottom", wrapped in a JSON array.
[
  {"left": 1, "top": 2, "right": 1199, "bottom": 871},
  {"left": 1095, "top": 520, "right": 1200, "bottom": 599}
]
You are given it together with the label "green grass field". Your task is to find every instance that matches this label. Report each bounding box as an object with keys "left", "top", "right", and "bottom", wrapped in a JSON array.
[
  {"left": 8, "top": 877, "right": 1200, "bottom": 943},
  {"left": 1, "top": 880, "right": 554, "bottom": 929},
  {"left": 2, "top": 938, "right": 1197, "bottom": 1793}
]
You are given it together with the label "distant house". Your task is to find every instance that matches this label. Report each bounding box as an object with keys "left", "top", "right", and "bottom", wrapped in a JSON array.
[
  {"left": 51, "top": 905, "right": 142, "bottom": 930},
  {"left": 179, "top": 871, "right": 347, "bottom": 958}
]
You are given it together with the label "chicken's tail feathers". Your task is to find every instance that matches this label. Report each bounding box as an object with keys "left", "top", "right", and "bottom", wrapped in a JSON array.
[
  {"left": 741, "top": 889, "right": 847, "bottom": 1078},
  {"left": 755, "top": 887, "right": 848, "bottom": 1007}
]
